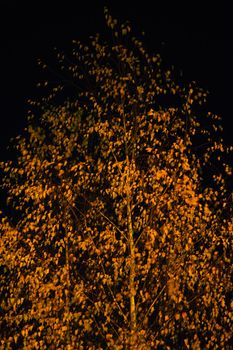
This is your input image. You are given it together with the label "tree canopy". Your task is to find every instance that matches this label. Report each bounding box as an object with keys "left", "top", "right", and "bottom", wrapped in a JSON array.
[{"left": 0, "top": 9, "right": 232, "bottom": 349}]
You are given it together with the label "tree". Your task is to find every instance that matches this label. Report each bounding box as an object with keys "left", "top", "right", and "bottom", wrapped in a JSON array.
[{"left": 0, "top": 9, "right": 232, "bottom": 349}]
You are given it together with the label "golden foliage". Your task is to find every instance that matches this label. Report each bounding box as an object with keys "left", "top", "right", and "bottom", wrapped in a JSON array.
[{"left": 0, "top": 8, "right": 232, "bottom": 349}]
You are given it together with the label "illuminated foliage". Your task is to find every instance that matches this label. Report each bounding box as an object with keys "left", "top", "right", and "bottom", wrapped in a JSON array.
[{"left": 0, "top": 9, "right": 232, "bottom": 349}]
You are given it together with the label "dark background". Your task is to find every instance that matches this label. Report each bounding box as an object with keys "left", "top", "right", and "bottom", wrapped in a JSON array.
[{"left": 0, "top": 1, "right": 232, "bottom": 160}]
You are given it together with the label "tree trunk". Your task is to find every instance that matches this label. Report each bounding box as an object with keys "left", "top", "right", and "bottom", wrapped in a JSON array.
[{"left": 126, "top": 154, "right": 137, "bottom": 348}]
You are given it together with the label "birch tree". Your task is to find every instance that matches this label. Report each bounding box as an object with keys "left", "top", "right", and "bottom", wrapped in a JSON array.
[{"left": 0, "top": 9, "right": 232, "bottom": 349}]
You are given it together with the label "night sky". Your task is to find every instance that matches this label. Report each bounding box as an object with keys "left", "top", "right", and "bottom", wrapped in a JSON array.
[{"left": 0, "top": 1, "right": 232, "bottom": 160}]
